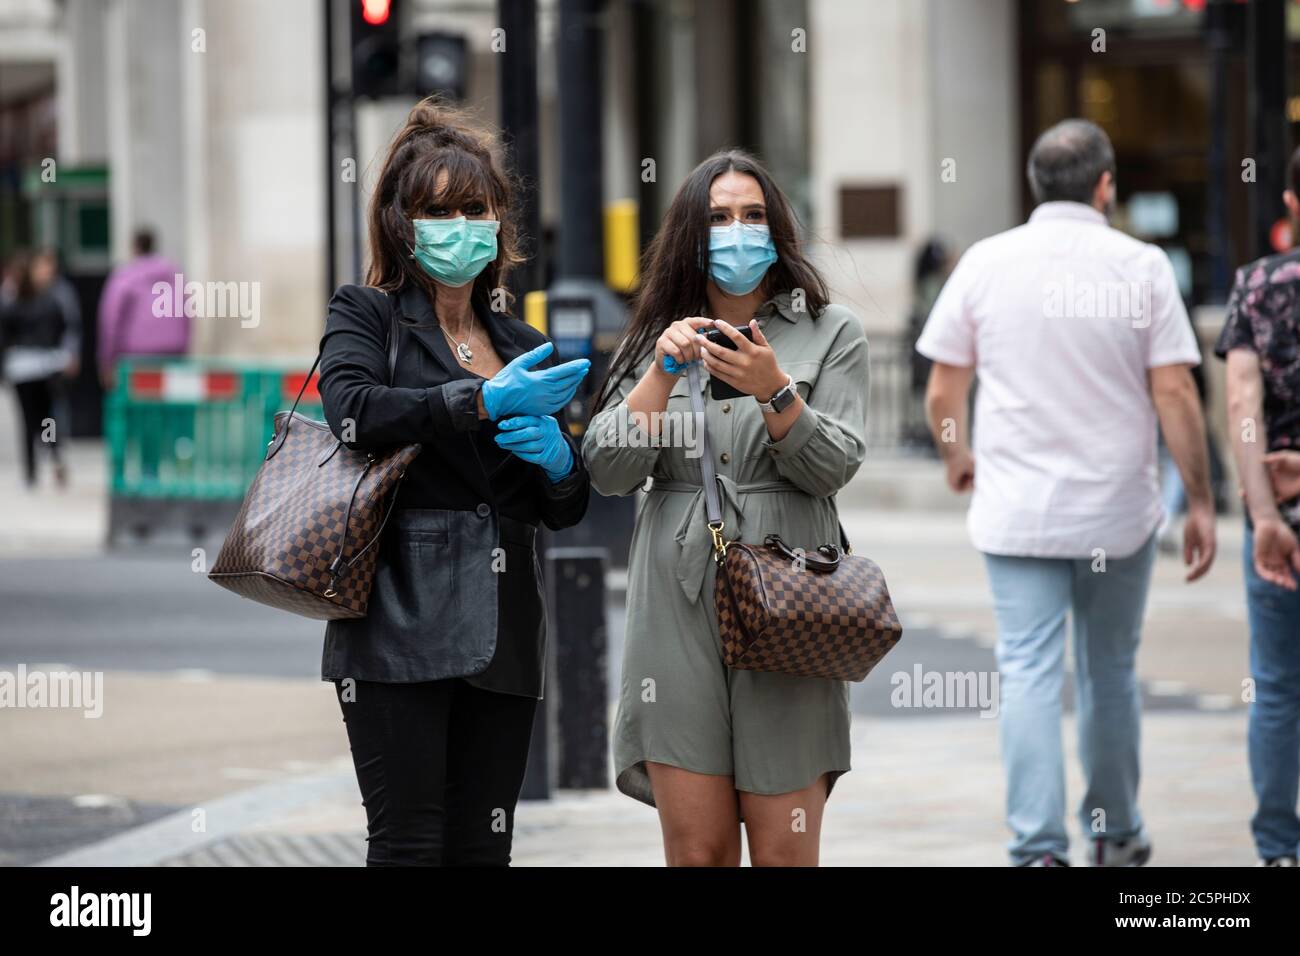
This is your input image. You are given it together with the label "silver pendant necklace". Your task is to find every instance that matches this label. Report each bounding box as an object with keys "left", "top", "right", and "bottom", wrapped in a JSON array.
[{"left": 439, "top": 322, "right": 476, "bottom": 364}]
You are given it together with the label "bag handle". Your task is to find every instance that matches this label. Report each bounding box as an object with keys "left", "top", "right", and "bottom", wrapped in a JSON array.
[
  {"left": 293, "top": 294, "right": 400, "bottom": 415},
  {"left": 269, "top": 292, "right": 400, "bottom": 459},
  {"left": 324, "top": 455, "right": 407, "bottom": 596},
  {"left": 763, "top": 533, "right": 841, "bottom": 571},
  {"left": 320, "top": 295, "right": 405, "bottom": 594}
]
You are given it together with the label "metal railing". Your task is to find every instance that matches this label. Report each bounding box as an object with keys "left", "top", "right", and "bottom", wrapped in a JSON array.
[{"left": 865, "top": 332, "right": 934, "bottom": 453}]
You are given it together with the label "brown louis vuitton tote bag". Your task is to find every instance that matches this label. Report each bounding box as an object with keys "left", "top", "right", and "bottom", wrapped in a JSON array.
[{"left": 208, "top": 302, "right": 421, "bottom": 620}]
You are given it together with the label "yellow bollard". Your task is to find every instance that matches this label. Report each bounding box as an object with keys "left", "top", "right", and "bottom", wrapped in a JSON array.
[
  {"left": 604, "top": 200, "right": 639, "bottom": 293},
  {"left": 524, "top": 289, "right": 548, "bottom": 335}
]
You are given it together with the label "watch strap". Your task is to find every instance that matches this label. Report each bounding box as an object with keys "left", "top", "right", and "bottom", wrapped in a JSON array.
[{"left": 758, "top": 374, "right": 795, "bottom": 413}]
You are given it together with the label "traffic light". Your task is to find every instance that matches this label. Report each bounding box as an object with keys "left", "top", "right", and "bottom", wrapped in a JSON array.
[
  {"left": 350, "top": 0, "right": 404, "bottom": 99},
  {"left": 415, "top": 32, "right": 468, "bottom": 101}
]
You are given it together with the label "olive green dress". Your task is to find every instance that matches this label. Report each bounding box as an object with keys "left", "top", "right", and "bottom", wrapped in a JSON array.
[{"left": 581, "top": 292, "right": 871, "bottom": 808}]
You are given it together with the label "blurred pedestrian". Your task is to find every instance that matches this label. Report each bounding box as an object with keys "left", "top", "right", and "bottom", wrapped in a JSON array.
[
  {"left": 96, "top": 228, "right": 188, "bottom": 392},
  {"left": 32, "top": 247, "right": 83, "bottom": 437},
  {"left": 1216, "top": 143, "right": 1300, "bottom": 867},
  {"left": 317, "top": 98, "right": 590, "bottom": 866},
  {"left": 0, "top": 255, "right": 16, "bottom": 306},
  {"left": 917, "top": 119, "right": 1216, "bottom": 867},
  {"left": 907, "top": 238, "right": 953, "bottom": 449},
  {"left": 584, "top": 150, "right": 869, "bottom": 867},
  {"left": 0, "top": 251, "right": 70, "bottom": 488},
  {"left": 32, "top": 248, "right": 82, "bottom": 375}
]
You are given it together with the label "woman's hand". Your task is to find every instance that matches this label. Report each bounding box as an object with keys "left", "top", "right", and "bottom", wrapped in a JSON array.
[
  {"left": 655, "top": 317, "right": 715, "bottom": 375},
  {"left": 494, "top": 414, "right": 575, "bottom": 482},
  {"left": 697, "top": 319, "right": 787, "bottom": 400},
  {"left": 481, "top": 342, "right": 591, "bottom": 420}
]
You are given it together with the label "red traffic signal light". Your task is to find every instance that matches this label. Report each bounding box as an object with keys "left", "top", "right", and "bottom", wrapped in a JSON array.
[
  {"left": 351, "top": 0, "right": 403, "bottom": 98},
  {"left": 361, "top": 0, "right": 391, "bottom": 26}
]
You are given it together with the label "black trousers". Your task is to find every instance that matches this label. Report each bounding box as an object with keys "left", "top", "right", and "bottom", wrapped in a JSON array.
[
  {"left": 12, "top": 377, "right": 61, "bottom": 485},
  {"left": 334, "top": 677, "right": 538, "bottom": 866}
]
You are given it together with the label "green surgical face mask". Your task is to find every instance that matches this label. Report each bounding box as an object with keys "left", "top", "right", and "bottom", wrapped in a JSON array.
[{"left": 409, "top": 216, "right": 500, "bottom": 287}]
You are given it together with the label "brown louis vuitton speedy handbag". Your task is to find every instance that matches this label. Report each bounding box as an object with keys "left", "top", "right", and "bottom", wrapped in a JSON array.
[
  {"left": 208, "top": 302, "right": 421, "bottom": 620},
  {"left": 686, "top": 362, "right": 902, "bottom": 681}
]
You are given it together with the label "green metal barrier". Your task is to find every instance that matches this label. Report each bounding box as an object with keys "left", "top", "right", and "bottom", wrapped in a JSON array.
[{"left": 105, "top": 357, "right": 323, "bottom": 502}]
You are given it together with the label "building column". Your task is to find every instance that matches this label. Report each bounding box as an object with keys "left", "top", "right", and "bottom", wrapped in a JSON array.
[{"left": 103, "top": 0, "right": 187, "bottom": 264}]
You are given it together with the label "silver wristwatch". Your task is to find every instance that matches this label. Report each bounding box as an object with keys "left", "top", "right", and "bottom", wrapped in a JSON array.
[{"left": 756, "top": 374, "right": 796, "bottom": 414}]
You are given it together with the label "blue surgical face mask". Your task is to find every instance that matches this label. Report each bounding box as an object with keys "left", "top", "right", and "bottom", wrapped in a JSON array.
[
  {"left": 708, "top": 220, "right": 777, "bottom": 296},
  {"left": 410, "top": 216, "right": 500, "bottom": 287}
]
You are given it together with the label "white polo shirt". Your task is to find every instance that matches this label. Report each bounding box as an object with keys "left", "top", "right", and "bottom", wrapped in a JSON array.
[{"left": 916, "top": 201, "right": 1201, "bottom": 560}]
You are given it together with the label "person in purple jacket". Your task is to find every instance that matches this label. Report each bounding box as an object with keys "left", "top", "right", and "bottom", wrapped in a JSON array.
[{"left": 96, "top": 228, "right": 189, "bottom": 390}]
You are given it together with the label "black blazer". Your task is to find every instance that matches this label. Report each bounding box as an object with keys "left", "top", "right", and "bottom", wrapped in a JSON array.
[{"left": 316, "top": 283, "right": 590, "bottom": 687}]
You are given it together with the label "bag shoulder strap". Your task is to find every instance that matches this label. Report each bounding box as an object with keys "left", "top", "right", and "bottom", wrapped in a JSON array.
[
  {"left": 269, "top": 290, "right": 398, "bottom": 459},
  {"left": 286, "top": 289, "right": 399, "bottom": 419},
  {"left": 686, "top": 361, "right": 723, "bottom": 524},
  {"left": 384, "top": 293, "right": 400, "bottom": 384},
  {"left": 687, "top": 359, "right": 853, "bottom": 554}
]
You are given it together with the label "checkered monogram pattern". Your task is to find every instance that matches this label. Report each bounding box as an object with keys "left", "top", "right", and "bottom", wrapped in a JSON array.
[
  {"left": 715, "top": 540, "right": 903, "bottom": 682},
  {"left": 208, "top": 411, "right": 421, "bottom": 620}
]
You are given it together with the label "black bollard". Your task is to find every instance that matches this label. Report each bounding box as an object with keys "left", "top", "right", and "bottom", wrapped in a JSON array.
[{"left": 546, "top": 547, "right": 610, "bottom": 791}]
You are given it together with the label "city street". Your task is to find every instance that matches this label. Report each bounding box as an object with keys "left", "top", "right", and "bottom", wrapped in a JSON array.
[
  {"left": 4, "top": 2, "right": 1298, "bottom": 939},
  {"left": 0, "top": 390, "right": 1260, "bottom": 866}
]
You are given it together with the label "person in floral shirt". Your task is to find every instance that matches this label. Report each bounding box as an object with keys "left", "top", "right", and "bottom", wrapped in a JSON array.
[{"left": 1216, "top": 150, "right": 1300, "bottom": 865}]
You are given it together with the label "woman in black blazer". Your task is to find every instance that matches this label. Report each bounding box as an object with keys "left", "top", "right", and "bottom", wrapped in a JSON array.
[{"left": 316, "top": 99, "right": 591, "bottom": 866}]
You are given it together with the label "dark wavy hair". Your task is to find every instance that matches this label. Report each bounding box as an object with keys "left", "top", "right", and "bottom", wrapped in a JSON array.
[
  {"left": 365, "top": 97, "right": 523, "bottom": 314},
  {"left": 592, "top": 149, "right": 829, "bottom": 413}
]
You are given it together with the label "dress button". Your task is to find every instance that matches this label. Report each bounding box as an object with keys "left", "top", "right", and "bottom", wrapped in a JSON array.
[
  {"left": 476, "top": 503, "right": 491, "bottom": 517},
  {"left": 722, "top": 403, "right": 732, "bottom": 414},
  {"left": 720, "top": 452, "right": 730, "bottom": 465}
]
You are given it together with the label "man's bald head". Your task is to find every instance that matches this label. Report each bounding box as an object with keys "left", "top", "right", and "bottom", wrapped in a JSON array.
[{"left": 1026, "top": 119, "right": 1116, "bottom": 206}]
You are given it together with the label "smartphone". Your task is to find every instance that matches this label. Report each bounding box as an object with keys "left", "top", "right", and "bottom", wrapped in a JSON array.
[{"left": 703, "top": 324, "right": 755, "bottom": 400}]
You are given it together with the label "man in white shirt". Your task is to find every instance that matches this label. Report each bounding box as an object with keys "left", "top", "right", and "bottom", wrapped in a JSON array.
[{"left": 917, "top": 119, "right": 1216, "bottom": 867}]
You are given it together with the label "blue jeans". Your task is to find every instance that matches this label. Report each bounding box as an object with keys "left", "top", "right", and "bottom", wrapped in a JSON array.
[
  {"left": 983, "top": 532, "right": 1157, "bottom": 865},
  {"left": 1243, "top": 521, "right": 1300, "bottom": 861}
]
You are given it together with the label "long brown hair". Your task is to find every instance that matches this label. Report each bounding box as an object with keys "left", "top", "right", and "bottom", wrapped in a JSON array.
[
  {"left": 365, "top": 97, "right": 523, "bottom": 314},
  {"left": 592, "top": 149, "right": 829, "bottom": 413}
]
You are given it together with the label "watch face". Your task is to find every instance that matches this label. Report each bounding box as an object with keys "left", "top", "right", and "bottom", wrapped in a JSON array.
[{"left": 759, "top": 377, "right": 795, "bottom": 412}]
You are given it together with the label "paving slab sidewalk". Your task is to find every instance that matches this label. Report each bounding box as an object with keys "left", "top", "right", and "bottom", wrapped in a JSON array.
[{"left": 39, "top": 708, "right": 1253, "bottom": 867}]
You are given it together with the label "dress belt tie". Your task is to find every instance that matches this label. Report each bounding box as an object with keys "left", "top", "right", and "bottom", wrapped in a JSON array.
[{"left": 650, "top": 476, "right": 801, "bottom": 604}]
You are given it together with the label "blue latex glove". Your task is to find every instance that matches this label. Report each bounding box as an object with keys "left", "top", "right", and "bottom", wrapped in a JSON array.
[
  {"left": 481, "top": 342, "right": 591, "bottom": 420},
  {"left": 661, "top": 354, "right": 701, "bottom": 376},
  {"left": 495, "top": 414, "right": 575, "bottom": 482}
]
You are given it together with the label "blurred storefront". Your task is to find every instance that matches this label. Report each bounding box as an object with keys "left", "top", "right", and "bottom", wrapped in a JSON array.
[
  {"left": 1, "top": 0, "right": 1296, "bottom": 450},
  {"left": 0, "top": 1, "right": 110, "bottom": 435},
  {"left": 1026, "top": 0, "right": 1220, "bottom": 303},
  {"left": 1019, "top": 0, "right": 1295, "bottom": 308},
  {"left": 1015, "top": 0, "right": 1294, "bottom": 478}
]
